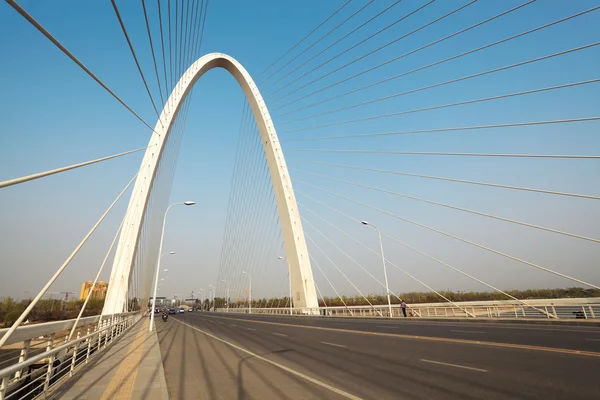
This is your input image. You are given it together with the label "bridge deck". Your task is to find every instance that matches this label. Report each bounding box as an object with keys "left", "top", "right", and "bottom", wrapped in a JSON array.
[
  {"left": 157, "top": 312, "right": 600, "bottom": 400},
  {"left": 48, "top": 317, "right": 168, "bottom": 400}
]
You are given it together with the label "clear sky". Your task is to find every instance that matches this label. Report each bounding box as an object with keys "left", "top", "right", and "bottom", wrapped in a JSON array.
[{"left": 0, "top": 0, "right": 598, "bottom": 303}]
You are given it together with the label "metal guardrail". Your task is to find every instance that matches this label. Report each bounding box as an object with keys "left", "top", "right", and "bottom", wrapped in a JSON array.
[
  {"left": 0, "top": 311, "right": 141, "bottom": 400},
  {"left": 216, "top": 298, "right": 600, "bottom": 320}
]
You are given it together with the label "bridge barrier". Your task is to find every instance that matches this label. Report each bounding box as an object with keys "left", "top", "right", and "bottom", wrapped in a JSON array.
[
  {"left": 0, "top": 311, "right": 141, "bottom": 400},
  {"left": 216, "top": 298, "right": 600, "bottom": 320}
]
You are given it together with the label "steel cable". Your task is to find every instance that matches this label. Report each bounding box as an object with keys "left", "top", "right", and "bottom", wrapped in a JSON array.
[
  {"left": 280, "top": 79, "right": 600, "bottom": 134},
  {"left": 290, "top": 159, "right": 600, "bottom": 200},
  {"left": 262, "top": 0, "right": 376, "bottom": 93},
  {"left": 257, "top": 0, "right": 352, "bottom": 83}
]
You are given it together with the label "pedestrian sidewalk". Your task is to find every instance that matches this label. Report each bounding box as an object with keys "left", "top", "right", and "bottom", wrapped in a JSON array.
[{"left": 49, "top": 317, "right": 169, "bottom": 400}]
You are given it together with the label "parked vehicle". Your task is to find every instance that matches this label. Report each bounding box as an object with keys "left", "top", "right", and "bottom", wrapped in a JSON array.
[
  {"left": 179, "top": 308, "right": 185, "bottom": 314},
  {"left": 168, "top": 308, "right": 176, "bottom": 315}
]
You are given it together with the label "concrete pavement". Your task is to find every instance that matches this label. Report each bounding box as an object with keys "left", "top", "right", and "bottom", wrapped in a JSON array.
[
  {"left": 157, "top": 312, "right": 600, "bottom": 400},
  {"left": 49, "top": 318, "right": 169, "bottom": 400}
]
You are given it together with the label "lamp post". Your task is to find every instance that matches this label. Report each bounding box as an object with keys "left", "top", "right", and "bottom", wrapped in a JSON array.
[
  {"left": 199, "top": 288, "right": 205, "bottom": 310},
  {"left": 154, "top": 253, "right": 173, "bottom": 308},
  {"left": 222, "top": 280, "right": 230, "bottom": 312},
  {"left": 279, "top": 256, "right": 292, "bottom": 315},
  {"left": 150, "top": 201, "right": 196, "bottom": 331},
  {"left": 242, "top": 271, "right": 252, "bottom": 314},
  {"left": 361, "top": 221, "right": 392, "bottom": 318}
]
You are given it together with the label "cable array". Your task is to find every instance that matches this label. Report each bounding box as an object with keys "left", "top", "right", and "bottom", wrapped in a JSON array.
[
  {"left": 261, "top": 0, "right": 599, "bottom": 307},
  {"left": 5, "top": 0, "right": 599, "bottom": 321},
  {"left": 126, "top": 0, "right": 211, "bottom": 307},
  {"left": 214, "top": 100, "right": 287, "bottom": 310},
  {"left": 3, "top": 0, "right": 212, "bottom": 316}
]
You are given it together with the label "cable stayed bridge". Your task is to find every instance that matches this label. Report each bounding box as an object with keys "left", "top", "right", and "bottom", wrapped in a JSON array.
[{"left": 0, "top": 0, "right": 599, "bottom": 399}]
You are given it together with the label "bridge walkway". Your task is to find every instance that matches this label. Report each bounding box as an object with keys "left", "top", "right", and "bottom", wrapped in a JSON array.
[{"left": 48, "top": 317, "right": 168, "bottom": 400}]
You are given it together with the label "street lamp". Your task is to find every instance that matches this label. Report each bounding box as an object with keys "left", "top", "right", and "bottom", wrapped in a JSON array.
[
  {"left": 222, "top": 280, "right": 230, "bottom": 312},
  {"left": 208, "top": 284, "right": 214, "bottom": 311},
  {"left": 150, "top": 201, "right": 196, "bottom": 331},
  {"left": 199, "top": 288, "right": 205, "bottom": 310},
  {"left": 242, "top": 271, "right": 252, "bottom": 314},
  {"left": 361, "top": 221, "right": 392, "bottom": 318},
  {"left": 279, "top": 256, "right": 293, "bottom": 315},
  {"left": 160, "top": 253, "right": 174, "bottom": 273}
]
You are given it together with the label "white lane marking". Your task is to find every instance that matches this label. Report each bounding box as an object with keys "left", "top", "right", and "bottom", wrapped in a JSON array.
[
  {"left": 231, "top": 324, "right": 237, "bottom": 327},
  {"left": 174, "top": 319, "right": 362, "bottom": 400},
  {"left": 421, "top": 359, "right": 488, "bottom": 372},
  {"left": 246, "top": 327, "right": 257, "bottom": 331},
  {"left": 321, "top": 342, "right": 346, "bottom": 348},
  {"left": 450, "top": 330, "right": 486, "bottom": 334},
  {"left": 586, "top": 338, "right": 600, "bottom": 341},
  {"left": 387, "top": 321, "right": 600, "bottom": 334},
  {"left": 273, "top": 333, "right": 288, "bottom": 337}
]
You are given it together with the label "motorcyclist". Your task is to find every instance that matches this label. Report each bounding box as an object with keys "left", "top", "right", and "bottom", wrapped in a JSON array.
[{"left": 161, "top": 309, "right": 168, "bottom": 321}]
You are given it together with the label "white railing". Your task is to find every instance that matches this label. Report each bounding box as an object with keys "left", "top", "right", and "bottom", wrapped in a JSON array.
[
  {"left": 0, "top": 311, "right": 141, "bottom": 400},
  {"left": 216, "top": 298, "right": 600, "bottom": 320}
]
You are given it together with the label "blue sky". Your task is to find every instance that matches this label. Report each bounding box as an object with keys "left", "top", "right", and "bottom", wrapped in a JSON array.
[{"left": 0, "top": 0, "right": 598, "bottom": 303}]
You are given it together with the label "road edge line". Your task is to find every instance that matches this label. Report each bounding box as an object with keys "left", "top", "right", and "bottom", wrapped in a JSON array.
[{"left": 173, "top": 319, "right": 363, "bottom": 400}]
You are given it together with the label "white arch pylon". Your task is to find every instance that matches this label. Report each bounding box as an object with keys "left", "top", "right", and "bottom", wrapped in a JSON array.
[{"left": 102, "top": 53, "right": 318, "bottom": 315}]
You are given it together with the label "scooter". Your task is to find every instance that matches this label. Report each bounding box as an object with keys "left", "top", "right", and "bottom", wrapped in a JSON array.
[{"left": 162, "top": 313, "right": 168, "bottom": 322}]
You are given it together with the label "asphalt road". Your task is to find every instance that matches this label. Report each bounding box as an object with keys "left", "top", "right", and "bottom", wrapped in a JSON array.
[
  {"left": 202, "top": 312, "right": 600, "bottom": 352},
  {"left": 156, "top": 312, "right": 600, "bottom": 400}
]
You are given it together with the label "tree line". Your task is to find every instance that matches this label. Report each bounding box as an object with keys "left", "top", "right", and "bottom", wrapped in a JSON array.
[
  {"left": 215, "top": 287, "right": 600, "bottom": 309},
  {"left": 0, "top": 298, "right": 121, "bottom": 327},
  {"left": 2, "top": 287, "right": 597, "bottom": 326}
]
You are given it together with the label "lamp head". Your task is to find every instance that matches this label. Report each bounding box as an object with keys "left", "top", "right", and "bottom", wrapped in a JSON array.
[
  {"left": 184, "top": 201, "right": 196, "bottom": 206},
  {"left": 361, "top": 221, "right": 369, "bottom": 225}
]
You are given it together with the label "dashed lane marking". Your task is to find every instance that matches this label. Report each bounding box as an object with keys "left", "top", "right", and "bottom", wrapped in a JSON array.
[
  {"left": 321, "top": 342, "right": 346, "bottom": 348},
  {"left": 421, "top": 359, "right": 488, "bottom": 372},
  {"left": 193, "top": 314, "right": 600, "bottom": 358}
]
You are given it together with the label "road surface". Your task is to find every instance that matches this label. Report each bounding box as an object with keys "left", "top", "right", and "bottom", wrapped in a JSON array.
[{"left": 155, "top": 312, "right": 600, "bottom": 400}]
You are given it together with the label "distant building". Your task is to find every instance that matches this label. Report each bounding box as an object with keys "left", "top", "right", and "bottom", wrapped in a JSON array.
[
  {"left": 148, "top": 297, "right": 168, "bottom": 307},
  {"left": 79, "top": 281, "right": 108, "bottom": 301}
]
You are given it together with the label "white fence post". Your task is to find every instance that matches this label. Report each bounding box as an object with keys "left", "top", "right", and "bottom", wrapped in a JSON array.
[
  {"left": 43, "top": 333, "right": 56, "bottom": 391},
  {"left": 15, "top": 339, "right": 30, "bottom": 380},
  {"left": 86, "top": 326, "right": 92, "bottom": 364},
  {"left": 70, "top": 328, "right": 80, "bottom": 377},
  {"left": 0, "top": 376, "right": 9, "bottom": 400}
]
